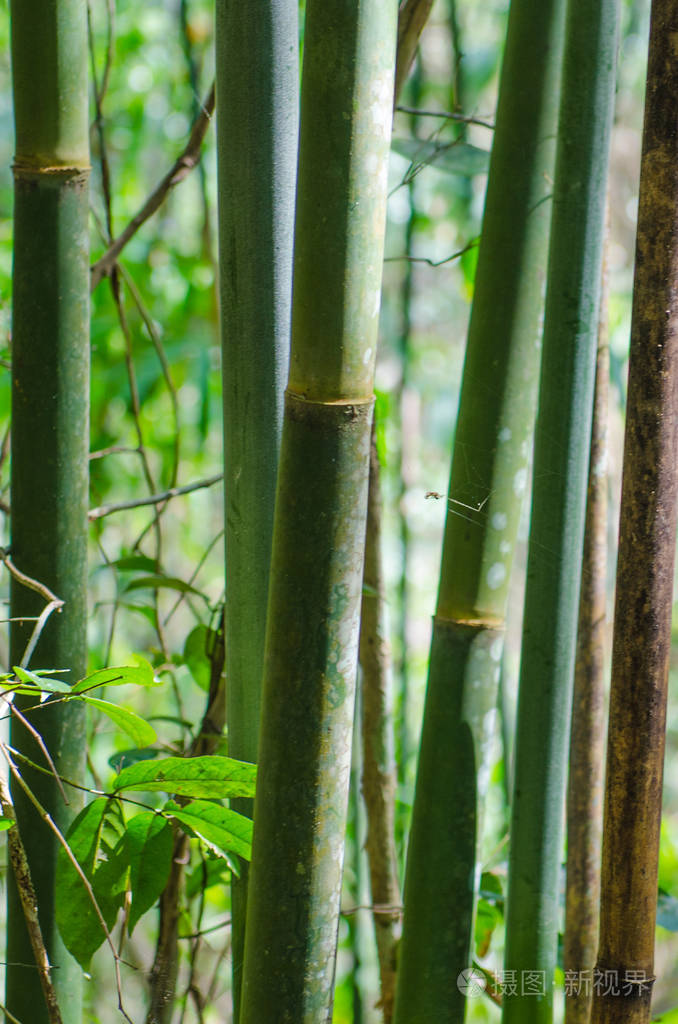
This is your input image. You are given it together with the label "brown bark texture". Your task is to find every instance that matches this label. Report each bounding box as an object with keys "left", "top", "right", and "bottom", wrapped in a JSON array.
[
  {"left": 592, "top": 5, "right": 678, "bottom": 1022},
  {"left": 565, "top": 276, "right": 609, "bottom": 1024}
]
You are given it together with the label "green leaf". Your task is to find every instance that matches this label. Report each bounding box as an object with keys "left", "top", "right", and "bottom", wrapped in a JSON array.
[
  {"left": 0, "top": 818, "right": 14, "bottom": 831},
  {"left": 165, "top": 800, "right": 253, "bottom": 860},
  {"left": 81, "top": 696, "right": 157, "bottom": 746},
  {"left": 108, "top": 555, "right": 158, "bottom": 573},
  {"left": 108, "top": 747, "right": 160, "bottom": 772},
  {"left": 13, "top": 666, "right": 72, "bottom": 694},
  {"left": 391, "top": 137, "right": 490, "bottom": 177},
  {"left": 72, "top": 655, "right": 159, "bottom": 694},
  {"left": 56, "top": 798, "right": 127, "bottom": 968},
  {"left": 112, "top": 755, "right": 257, "bottom": 799},
  {"left": 183, "top": 625, "right": 213, "bottom": 692},
  {"left": 123, "top": 575, "right": 208, "bottom": 599},
  {"left": 125, "top": 812, "right": 173, "bottom": 934}
]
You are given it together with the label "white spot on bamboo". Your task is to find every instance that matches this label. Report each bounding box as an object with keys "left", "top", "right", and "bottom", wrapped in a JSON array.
[
  {"left": 491, "top": 512, "right": 508, "bottom": 531},
  {"left": 513, "top": 467, "right": 527, "bottom": 496},
  {"left": 486, "top": 563, "right": 506, "bottom": 590}
]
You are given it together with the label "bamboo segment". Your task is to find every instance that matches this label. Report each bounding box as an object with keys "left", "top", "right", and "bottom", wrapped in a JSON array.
[
  {"left": 359, "top": 428, "right": 401, "bottom": 1024},
  {"left": 503, "top": 2, "right": 619, "bottom": 1022},
  {"left": 239, "top": 2, "right": 396, "bottom": 1020},
  {"left": 8, "top": 2, "right": 90, "bottom": 1023},
  {"left": 215, "top": 2, "right": 298, "bottom": 1016},
  {"left": 592, "top": 4, "right": 678, "bottom": 1021},
  {"left": 393, "top": 1, "right": 565, "bottom": 1019},
  {"left": 564, "top": 250, "right": 609, "bottom": 1024}
]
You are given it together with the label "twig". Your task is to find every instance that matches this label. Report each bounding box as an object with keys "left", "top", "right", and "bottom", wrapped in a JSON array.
[
  {"left": 0, "top": 774, "right": 64, "bottom": 1024},
  {"left": 384, "top": 237, "right": 479, "bottom": 268},
  {"left": 89, "top": 474, "right": 223, "bottom": 520},
  {"left": 89, "top": 445, "right": 141, "bottom": 461},
  {"left": 3, "top": 752, "right": 135, "bottom": 1024},
  {"left": 0, "top": 550, "right": 65, "bottom": 666},
  {"left": 0, "top": 1000, "right": 24, "bottom": 1024},
  {"left": 90, "top": 82, "right": 216, "bottom": 289},
  {"left": 3, "top": 699, "right": 68, "bottom": 805},
  {"left": 395, "top": 104, "right": 494, "bottom": 130}
]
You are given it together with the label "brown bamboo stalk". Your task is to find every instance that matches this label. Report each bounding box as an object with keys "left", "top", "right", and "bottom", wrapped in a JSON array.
[
  {"left": 565, "top": 239, "right": 609, "bottom": 1024},
  {"left": 359, "top": 426, "right": 401, "bottom": 1024},
  {"left": 591, "top": 4, "right": 678, "bottom": 1021}
]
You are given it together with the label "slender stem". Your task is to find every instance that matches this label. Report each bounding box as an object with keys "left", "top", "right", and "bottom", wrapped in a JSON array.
[
  {"left": 592, "top": 4, "right": 678, "bottom": 1021},
  {"left": 564, "top": 231, "right": 609, "bottom": 1024},
  {"left": 8, "top": 1, "right": 90, "bottom": 1020},
  {"left": 503, "top": 1, "right": 619, "bottom": 1020},
  {"left": 394, "top": 0, "right": 566, "bottom": 1017}
]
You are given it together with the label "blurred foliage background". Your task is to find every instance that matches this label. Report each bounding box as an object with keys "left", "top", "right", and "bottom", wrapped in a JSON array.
[{"left": 1, "top": 0, "right": 677, "bottom": 1021}]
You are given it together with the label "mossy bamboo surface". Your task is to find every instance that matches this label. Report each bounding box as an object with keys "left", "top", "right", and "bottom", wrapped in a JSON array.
[
  {"left": 592, "top": 4, "right": 678, "bottom": 1021},
  {"left": 238, "top": 2, "right": 396, "bottom": 1021},
  {"left": 393, "top": 2, "right": 565, "bottom": 1020},
  {"left": 564, "top": 250, "right": 609, "bottom": 1024},
  {"left": 8, "top": 3, "right": 89, "bottom": 1023},
  {"left": 503, "top": 2, "right": 619, "bottom": 1022},
  {"left": 215, "top": 3, "right": 298, "bottom": 1016}
]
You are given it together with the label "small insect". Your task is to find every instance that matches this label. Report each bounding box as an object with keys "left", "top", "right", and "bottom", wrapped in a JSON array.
[{"left": 425, "top": 490, "right": 445, "bottom": 500}]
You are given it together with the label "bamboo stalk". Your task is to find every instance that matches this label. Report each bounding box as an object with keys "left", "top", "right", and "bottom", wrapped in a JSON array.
[
  {"left": 393, "top": 1, "right": 566, "bottom": 1019},
  {"left": 564, "top": 238, "right": 609, "bottom": 1024},
  {"left": 359, "top": 426, "right": 401, "bottom": 1024},
  {"left": 7, "top": 3, "right": 90, "bottom": 1023},
  {"left": 502, "top": 1, "right": 619, "bottom": 1021},
  {"left": 238, "top": 1, "right": 396, "bottom": 1018},
  {"left": 591, "top": 4, "right": 678, "bottom": 1021},
  {"left": 214, "top": 3, "right": 298, "bottom": 1018}
]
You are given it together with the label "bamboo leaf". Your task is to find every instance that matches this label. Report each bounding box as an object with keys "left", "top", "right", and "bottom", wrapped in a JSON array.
[
  {"left": 391, "top": 137, "right": 490, "bottom": 177},
  {"left": 56, "top": 798, "right": 127, "bottom": 968},
  {"left": 13, "top": 666, "right": 72, "bottom": 694},
  {"left": 125, "top": 812, "right": 174, "bottom": 934},
  {"left": 183, "top": 625, "right": 213, "bottom": 692},
  {"left": 71, "top": 655, "right": 158, "bottom": 693},
  {"left": 165, "top": 799, "right": 253, "bottom": 860},
  {"left": 123, "top": 574, "right": 207, "bottom": 598},
  {"left": 0, "top": 819, "right": 14, "bottom": 831},
  {"left": 111, "top": 755, "right": 257, "bottom": 799},
  {"left": 80, "top": 696, "right": 157, "bottom": 747},
  {"left": 108, "top": 747, "right": 161, "bottom": 772}
]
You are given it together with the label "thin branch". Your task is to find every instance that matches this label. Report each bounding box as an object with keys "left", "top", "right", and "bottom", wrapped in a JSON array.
[
  {"left": 3, "top": 752, "right": 135, "bottom": 1024},
  {"left": 0, "top": 774, "right": 64, "bottom": 1024},
  {"left": 89, "top": 444, "right": 141, "bottom": 461},
  {"left": 90, "top": 82, "right": 216, "bottom": 289},
  {"left": 395, "top": 104, "right": 494, "bottom": 130},
  {"left": 89, "top": 474, "right": 223, "bottom": 520},
  {"left": 4, "top": 699, "right": 68, "bottom": 805},
  {"left": 0, "top": 551, "right": 65, "bottom": 666},
  {"left": 384, "top": 237, "right": 479, "bottom": 268}
]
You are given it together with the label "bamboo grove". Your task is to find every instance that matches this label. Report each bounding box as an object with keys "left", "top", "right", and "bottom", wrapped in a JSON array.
[{"left": 2, "top": 0, "right": 678, "bottom": 1023}]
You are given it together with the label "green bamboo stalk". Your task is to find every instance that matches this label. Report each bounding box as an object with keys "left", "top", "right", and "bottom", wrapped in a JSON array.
[
  {"left": 564, "top": 239, "right": 609, "bottom": 1024},
  {"left": 238, "top": 2, "right": 396, "bottom": 1019},
  {"left": 591, "top": 5, "right": 678, "bottom": 1020},
  {"left": 214, "top": 3, "right": 298, "bottom": 1017},
  {"left": 502, "top": 2, "right": 619, "bottom": 1021},
  {"left": 7, "top": 3, "right": 90, "bottom": 1023},
  {"left": 393, "top": 1, "right": 566, "bottom": 1020}
]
